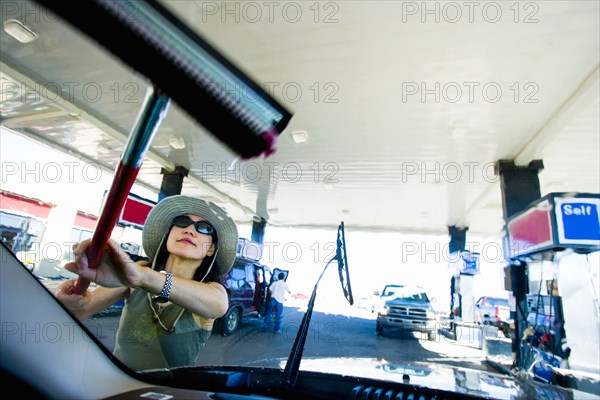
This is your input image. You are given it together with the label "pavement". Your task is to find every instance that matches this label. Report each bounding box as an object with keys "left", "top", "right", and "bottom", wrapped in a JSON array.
[
  {"left": 437, "top": 323, "right": 600, "bottom": 398},
  {"left": 437, "top": 321, "right": 514, "bottom": 375}
]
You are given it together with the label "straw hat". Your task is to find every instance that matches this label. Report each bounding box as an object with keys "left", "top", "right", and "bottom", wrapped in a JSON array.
[{"left": 142, "top": 195, "right": 238, "bottom": 275}]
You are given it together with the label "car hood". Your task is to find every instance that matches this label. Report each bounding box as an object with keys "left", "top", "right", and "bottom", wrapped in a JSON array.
[
  {"left": 288, "top": 357, "right": 583, "bottom": 400},
  {"left": 383, "top": 297, "right": 433, "bottom": 308}
]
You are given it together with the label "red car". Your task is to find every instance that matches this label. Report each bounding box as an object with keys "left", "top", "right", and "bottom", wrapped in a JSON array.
[
  {"left": 475, "top": 296, "right": 513, "bottom": 337},
  {"left": 216, "top": 256, "right": 288, "bottom": 335}
]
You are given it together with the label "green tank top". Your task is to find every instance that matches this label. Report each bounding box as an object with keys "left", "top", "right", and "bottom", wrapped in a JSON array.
[{"left": 113, "top": 287, "right": 212, "bottom": 371}]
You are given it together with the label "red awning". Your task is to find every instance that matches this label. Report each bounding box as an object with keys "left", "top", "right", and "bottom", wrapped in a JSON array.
[
  {"left": 0, "top": 191, "right": 53, "bottom": 219},
  {"left": 74, "top": 212, "right": 97, "bottom": 230}
]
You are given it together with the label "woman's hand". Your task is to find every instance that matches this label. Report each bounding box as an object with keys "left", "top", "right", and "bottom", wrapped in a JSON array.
[
  {"left": 63, "top": 239, "right": 143, "bottom": 288},
  {"left": 55, "top": 279, "right": 91, "bottom": 320},
  {"left": 55, "top": 279, "right": 129, "bottom": 320}
]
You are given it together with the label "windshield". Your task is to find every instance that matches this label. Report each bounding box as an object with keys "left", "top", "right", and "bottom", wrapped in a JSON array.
[
  {"left": 1, "top": 1, "right": 599, "bottom": 399},
  {"left": 382, "top": 285, "right": 430, "bottom": 303},
  {"left": 485, "top": 298, "right": 510, "bottom": 307}
]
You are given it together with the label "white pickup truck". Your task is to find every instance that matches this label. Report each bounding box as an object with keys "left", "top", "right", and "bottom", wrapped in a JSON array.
[{"left": 374, "top": 284, "right": 438, "bottom": 341}]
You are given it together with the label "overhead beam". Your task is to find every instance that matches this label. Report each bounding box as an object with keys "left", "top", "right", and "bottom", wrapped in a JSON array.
[
  {"left": 0, "top": 110, "right": 70, "bottom": 125},
  {"left": 1, "top": 62, "right": 174, "bottom": 171},
  {"left": 515, "top": 65, "right": 600, "bottom": 164}
]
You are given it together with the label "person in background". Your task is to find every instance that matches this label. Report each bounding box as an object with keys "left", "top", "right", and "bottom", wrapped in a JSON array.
[
  {"left": 263, "top": 272, "right": 291, "bottom": 334},
  {"left": 56, "top": 195, "right": 238, "bottom": 370},
  {"left": 251, "top": 267, "right": 265, "bottom": 316}
]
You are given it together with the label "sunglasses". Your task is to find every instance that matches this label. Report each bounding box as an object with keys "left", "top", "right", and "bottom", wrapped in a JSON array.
[{"left": 172, "top": 215, "right": 215, "bottom": 235}]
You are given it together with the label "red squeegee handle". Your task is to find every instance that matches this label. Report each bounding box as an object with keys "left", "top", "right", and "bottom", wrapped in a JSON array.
[
  {"left": 71, "top": 163, "right": 141, "bottom": 294},
  {"left": 72, "top": 88, "right": 170, "bottom": 295}
]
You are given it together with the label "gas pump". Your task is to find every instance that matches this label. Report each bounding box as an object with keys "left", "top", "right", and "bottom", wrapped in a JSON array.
[
  {"left": 448, "top": 250, "right": 483, "bottom": 348},
  {"left": 504, "top": 192, "right": 600, "bottom": 384}
]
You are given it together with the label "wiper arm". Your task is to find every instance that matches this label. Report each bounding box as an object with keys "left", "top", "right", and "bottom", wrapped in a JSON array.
[
  {"left": 279, "top": 222, "right": 353, "bottom": 391},
  {"left": 336, "top": 222, "right": 354, "bottom": 305}
]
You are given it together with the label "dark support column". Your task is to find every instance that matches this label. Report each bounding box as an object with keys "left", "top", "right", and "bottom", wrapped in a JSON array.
[
  {"left": 495, "top": 159, "right": 543, "bottom": 362},
  {"left": 159, "top": 166, "right": 189, "bottom": 200},
  {"left": 251, "top": 217, "right": 267, "bottom": 244},
  {"left": 448, "top": 226, "right": 468, "bottom": 254},
  {"left": 495, "top": 160, "right": 544, "bottom": 219},
  {"left": 508, "top": 260, "right": 529, "bottom": 358},
  {"left": 448, "top": 226, "right": 468, "bottom": 319}
]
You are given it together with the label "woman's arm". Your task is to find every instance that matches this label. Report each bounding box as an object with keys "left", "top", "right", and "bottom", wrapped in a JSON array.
[
  {"left": 64, "top": 239, "right": 227, "bottom": 319},
  {"left": 137, "top": 271, "right": 229, "bottom": 319},
  {"left": 55, "top": 282, "right": 128, "bottom": 320},
  {"left": 63, "top": 240, "right": 147, "bottom": 288},
  {"left": 170, "top": 280, "right": 228, "bottom": 319}
]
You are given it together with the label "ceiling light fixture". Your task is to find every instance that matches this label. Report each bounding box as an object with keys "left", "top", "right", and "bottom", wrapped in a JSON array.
[
  {"left": 227, "top": 157, "right": 239, "bottom": 171},
  {"left": 3, "top": 19, "right": 39, "bottom": 43},
  {"left": 291, "top": 130, "right": 309, "bottom": 144},
  {"left": 169, "top": 135, "right": 186, "bottom": 149},
  {"left": 450, "top": 127, "right": 469, "bottom": 138},
  {"left": 449, "top": 121, "right": 469, "bottom": 138},
  {"left": 97, "top": 143, "right": 111, "bottom": 154}
]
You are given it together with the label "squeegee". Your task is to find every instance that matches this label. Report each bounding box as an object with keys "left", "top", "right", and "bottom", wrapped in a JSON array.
[{"left": 32, "top": 0, "right": 293, "bottom": 293}]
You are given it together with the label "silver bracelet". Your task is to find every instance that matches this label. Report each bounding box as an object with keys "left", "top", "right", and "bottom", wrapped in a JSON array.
[{"left": 152, "top": 270, "right": 173, "bottom": 303}]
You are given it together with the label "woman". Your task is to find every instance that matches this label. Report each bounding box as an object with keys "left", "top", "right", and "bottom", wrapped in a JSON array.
[{"left": 56, "top": 195, "right": 238, "bottom": 370}]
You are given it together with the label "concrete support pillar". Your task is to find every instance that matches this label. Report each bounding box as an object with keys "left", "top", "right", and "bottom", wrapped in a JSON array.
[
  {"left": 159, "top": 166, "right": 188, "bottom": 200},
  {"left": 448, "top": 226, "right": 468, "bottom": 317},
  {"left": 251, "top": 216, "right": 266, "bottom": 245},
  {"left": 495, "top": 159, "right": 544, "bottom": 361}
]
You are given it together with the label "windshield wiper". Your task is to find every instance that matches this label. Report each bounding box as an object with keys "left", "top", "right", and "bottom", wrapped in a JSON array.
[{"left": 279, "top": 221, "right": 354, "bottom": 392}]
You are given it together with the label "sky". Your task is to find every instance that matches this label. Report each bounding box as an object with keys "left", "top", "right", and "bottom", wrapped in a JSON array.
[{"left": 0, "top": 126, "right": 509, "bottom": 312}]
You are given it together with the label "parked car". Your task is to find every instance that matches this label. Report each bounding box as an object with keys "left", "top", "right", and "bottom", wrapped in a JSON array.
[
  {"left": 374, "top": 284, "right": 438, "bottom": 341},
  {"left": 215, "top": 256, "right": 288, "bottom": 335},
  {"left": 475, "top": 296, "right": 513, "bottom": 337}
]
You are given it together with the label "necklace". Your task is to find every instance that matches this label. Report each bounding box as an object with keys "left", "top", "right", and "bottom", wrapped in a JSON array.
[{"left": 147, "top": 293, "right": 185, "bottom": 333}]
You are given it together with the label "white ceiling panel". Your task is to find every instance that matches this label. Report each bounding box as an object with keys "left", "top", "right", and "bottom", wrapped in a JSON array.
[{"left": 1, "top": 0, "right": 598, "bottom": 239}]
